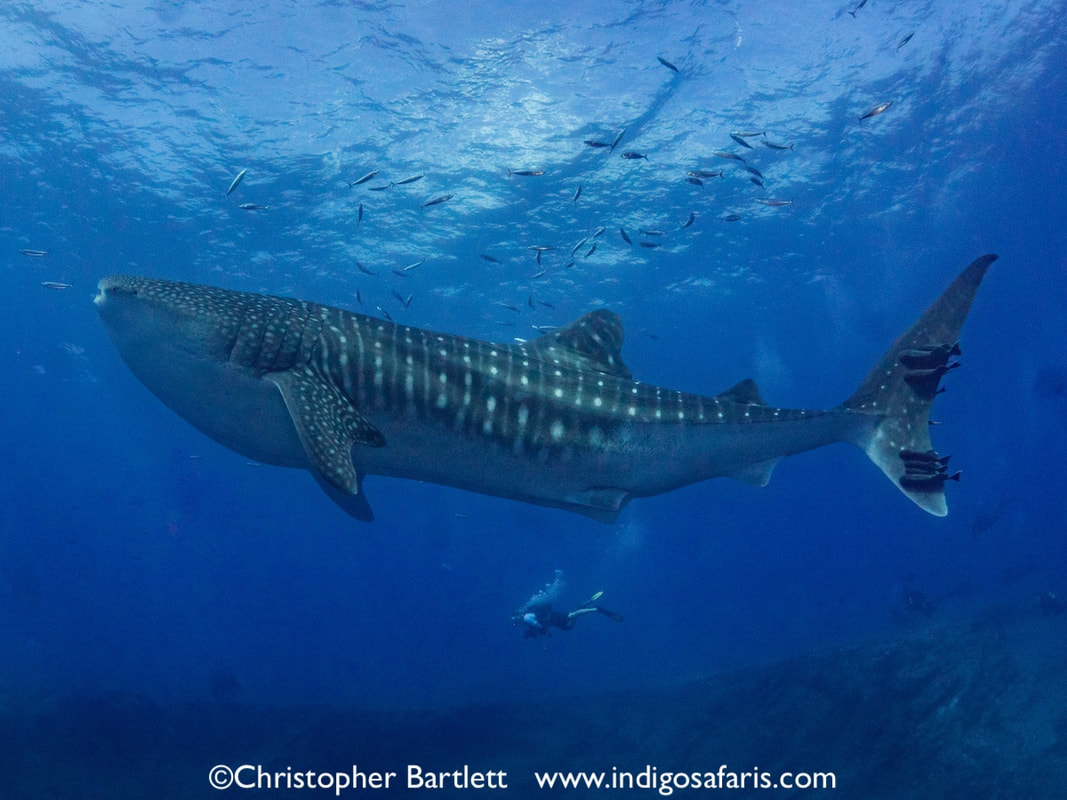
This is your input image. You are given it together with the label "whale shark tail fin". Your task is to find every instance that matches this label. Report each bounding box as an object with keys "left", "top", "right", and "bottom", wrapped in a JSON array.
[{"left": 839, "top": 254, "right": 997, "bottom": 516}]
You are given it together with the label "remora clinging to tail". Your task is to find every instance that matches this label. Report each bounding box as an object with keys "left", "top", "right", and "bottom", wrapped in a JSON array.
[{"left": 95, "top": 254, "right": 996, "bottom": 523}]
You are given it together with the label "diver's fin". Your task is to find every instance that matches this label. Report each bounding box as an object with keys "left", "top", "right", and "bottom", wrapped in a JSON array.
[{"left": 840, "top": 254, "right": 997, "bottom": 516}]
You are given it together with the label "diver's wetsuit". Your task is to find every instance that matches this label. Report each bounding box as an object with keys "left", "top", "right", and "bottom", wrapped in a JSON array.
[{"left": 519, "top": 601, "right": 623, "bottom": 638}]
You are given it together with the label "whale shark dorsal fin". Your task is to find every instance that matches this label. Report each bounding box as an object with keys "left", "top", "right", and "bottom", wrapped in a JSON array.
[
  {"left": 716, "top": 378, "right": 766, "bottom": 405},
  {"left": 266, "top": 366, "right": 384, "bottom": 500},
  {"left": 529, "top": 309, "right": 632, "bottom": 379}
]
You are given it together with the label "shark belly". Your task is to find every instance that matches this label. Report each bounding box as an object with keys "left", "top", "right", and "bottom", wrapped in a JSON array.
[{"left": 128, "top": 348, "right": 308, "bottom": 469}]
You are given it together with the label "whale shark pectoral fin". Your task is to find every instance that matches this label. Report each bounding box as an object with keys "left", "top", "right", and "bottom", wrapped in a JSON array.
[
  {"left": 266, "top": 367, "right": 384, "bottom": 502},
  {"left": 311, "top": 470, "right": 375, "bottom": 522}
]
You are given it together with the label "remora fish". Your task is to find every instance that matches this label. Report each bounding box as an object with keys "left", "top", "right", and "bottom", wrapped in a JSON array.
[{"left": 94, "top": 255, "right": 997, "bottom": 523}]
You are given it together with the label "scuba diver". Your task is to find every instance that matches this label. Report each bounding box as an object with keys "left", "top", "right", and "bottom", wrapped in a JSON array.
[{"left": 513, "top": 590, "right": 624, "bottom": 639}]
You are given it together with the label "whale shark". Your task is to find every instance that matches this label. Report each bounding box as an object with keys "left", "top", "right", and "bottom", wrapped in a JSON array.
[{"left": 95, "top": 254, "right": 996, "bottom": 523}]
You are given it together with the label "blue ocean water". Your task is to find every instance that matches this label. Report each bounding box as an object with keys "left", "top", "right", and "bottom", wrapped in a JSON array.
[{"left": 2, "top": 0, "right": 1066, "bottom": 795}]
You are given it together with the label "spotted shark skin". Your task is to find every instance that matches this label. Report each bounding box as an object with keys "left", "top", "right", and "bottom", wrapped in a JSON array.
[{"left": 95, "top": 255, "right": 996, "bottom": 522}]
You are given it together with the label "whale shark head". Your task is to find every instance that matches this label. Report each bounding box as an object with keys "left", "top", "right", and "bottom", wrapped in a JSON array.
[
  {"left": 95, "top": 275, "right": 313, "bottom": 472},
  {"left": 95, "top": 275, "right": 244, "bottom": 364}
]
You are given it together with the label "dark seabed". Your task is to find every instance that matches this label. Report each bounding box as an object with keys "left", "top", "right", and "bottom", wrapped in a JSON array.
[{"left": 1, "top": 0, "right": 1065, "bottom": 796}]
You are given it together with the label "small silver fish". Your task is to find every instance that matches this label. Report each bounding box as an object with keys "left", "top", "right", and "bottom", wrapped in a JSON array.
[
  {"left": 848, "top": 0, "right": 868, "bottom": 16},
  {"left": 657, "top": 56, "right": 679, "bottom": 73},
  {"left": 682, "top": 211, "right": 696, "bottom": 229},
  {"left": 571, "top": 237, "right": 588, "bottom": 255},
  {"left": 750, "top": 177, "right": 764, "bottom": 187},
  {"left": 593, "top": 227, "right": 606, "bottom": 238},
  {"left": 743, "top": 165, "right": 764, "bottom": 178},
  {"left": 480, "top": 254, "right": 501, "bottom": 264},
  {"left": 376, "top": 305, "right": 393, "bottom": 322},
  {"left": 226, "top": 169, "right": 247, "bottom": 196},
  {"left": 41, "top": 281, "right": 72, "bottom": 289},
  {"left": 610, "top": 128, "right": 626, "bottom": 151},
  {"left": 357, "top": 202, "right": 363, "bottom": 224},
  {"left": 688, "top": 169, "right": 723, "bottom": 178},
  {"left": 619, "top": 227, "right": 632, "bottom": 245},
  {"left": 685, "top": 176, "right": 704, "bottom": 187},
  {"left": 583, "top": 139, "right": 611, "bottom": 148},
  {"left": 357, "top": 262, "right": 379, "bottom": 276},
  {"left": 526, "top": 246, "right": 557, "bottom": 252},
  {"left": 392, "top": 174, "right": 424, "bottom": 186},
  {"left": 859, "top": 101, "right": 892, "bottom": 120},
  {"left": 762, "top": 140, "right": 794, "bottom": 151},
  {"left": 730, "top": 133, "right": 754, "bottom": 149},
  {"left": 621, "top": 151, "right": 647, "bottom": 160},
  {"left": 18, "top": 248, "right": 49, "bottom": 257},
  {"left": 755, "top": 198, "right": 793, "bottom": 207},
  {"left": 639, "top": 229, "right": 666, "bottom": 236},
  {"left": 348, "top": 169, "right": 379, "bottom": 187},
  {"left": 896, "top": 32, "right": 915, "bottom": 49},
  {"left": 573, "top": 184, "right": 582, "bottom": 203},
  {"left": 420, "top": 194, "right": 453, "bottom": 208},
  {"left": 355, "top": 289, "right": 363, "bottom": 306},
  {"left": 639, "top": 241, "right": 661, "bottom": 249},
  {"left": 368, "top": 185, "right": 391, "bottom": 191},
  {"left": 496, "top": 301, "right": 519, "bottom": 312},
  {"left": 712, "top": 151, "right": 746, "bottom": 162},
  {"left": 508, "top": 169, "right": 545, "bottom": 177},
  {"left": 585, "top": 242, "right": 598, "bottom": 257},
  {"left": 401, "top": 260, "right": 424, "bottom": 271},
  {"left": 733, "top": 130, "right": 765, "bottom": 138},
  {"left": 530, "top": 270, "right": 546, "bottom": 279},
  {"left": 238, "top": 203, "right": 267, "bottom": 210},
  {"left": 721, "top": 214, "right": 741, "bottom": 222}
]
